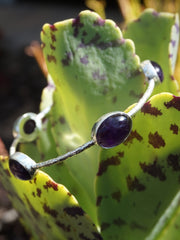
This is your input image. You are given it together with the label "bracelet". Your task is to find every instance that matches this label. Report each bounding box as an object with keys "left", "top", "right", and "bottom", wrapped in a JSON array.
[{"left": 9, "top": 60, "right": 163, "bottom": 180}]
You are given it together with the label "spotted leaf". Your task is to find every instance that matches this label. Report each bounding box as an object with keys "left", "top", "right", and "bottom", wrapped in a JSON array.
[
  {"left": 96, "top": 93, "right": 180, "bottom": 239},
  {"left": 0, "top": 155, "right": 102, "bottom": 240},
  {"left": 40, "top": 9, "right": 145, "bottom": 222},
  {"left": 124, "top": 8, "right": 179, "bottom": 95}
]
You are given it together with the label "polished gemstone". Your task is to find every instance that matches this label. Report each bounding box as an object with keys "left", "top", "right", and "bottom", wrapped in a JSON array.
[
  {"left": 94, "top": 113, "right": 132, "bottom": 148},
  {"left": 23, "top": 119, "right": 36, "bottom": 134},
  {"left": 151, "top": 61, "right": 164, "bottom": 82},
  {"left": 9, "top": 159, "right": 32, "bottom": 180}
]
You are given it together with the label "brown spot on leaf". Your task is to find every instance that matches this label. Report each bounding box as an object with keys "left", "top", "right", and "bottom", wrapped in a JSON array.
[
  {"left": 167, "top": 154, "right": 180, "bottom": 171},
  {"left": 36, "top": 188, "right": 42, "bottom": 198},
  {"left": 63, "top": 207, "right": 84, "bottom": 218},
  {"left": 141, "top": 101, "right": 162, "bottom": 116},
  {"left": 101, "top": 222, "right": 111, "bottom": 231},
  {"left": 41, "top": 28, "right": 46, "bottom": 35},
  {"left": 140, "top": 159, "right": 166, "bottom": 181},
  {"left": 34, "top": 177, "right": 37, "bottom": 184},
  {"left": 50, "top": 44, "right": 56, "bottom": 50},
  {"left": 148, "top": 132, "right": 165, "bottom": 148},
  {"left": 51, "top": 33, "right": 56, "bottom": 42},
  {"left": 56, "top": 220, "right": 71, "bottom": 232},
  {"left": 111, "top": 190, "right": 121, "bottom": 202},
  {"left": 164, "top": 96, "right": 180, "bottom": 111},
  {"left": 87, "top": 33, "right": 101, "bottom": 46},
  {"left": 170, "top": 124, "right": 179, "bottom": 134},
  {"left": 79, "top": 233, "right": 91, "bottom": 240},
  {"left": 59, "top": 116, "right": 66, "bottom": 124},
  {"left": 72, "top": 15, "right": 84, "bottom": 37},
  {"left": 47, "top": 55, "right": 56, "bottom": 63},
  {"left": 97, "top": 152, "right": 123, "bottom": 176},
  {"left": 61, "top": 52, "right": 73, "bottom": 66},
  {"left": 113, "top": 217, "right": 126, "bottom": 227},
  {"left": 43, "top": 180, "right": 58, "bottom": 191},
  {"left": 124, "top": 130, "right": 143, "bottom": 146},
  {"left": 67, "top": 192, "right": 72, "bottom": 197},
  {"left": 126, "top": 175, "right": 146, "bottom": 191},
  {"left": 50, "top": 24, "right": 57, "bottom": 31},
  {"left": 43, "top": 203, "right": 58, "bottom": 218},
  {"left": 96, "top": 196, "right": 103, "bottom": 206},
  {"left": 170, "top": 75, "right": 175, "bottom": 80}
]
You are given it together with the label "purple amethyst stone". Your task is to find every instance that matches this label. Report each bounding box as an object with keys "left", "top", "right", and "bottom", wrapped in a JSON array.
[
  {"left": 9, "top": 159, "right": 32, "bottom": 180},
  {"left": 23, "top": 119, "right": 36, "bottom": 134},
  {"left": 93, "top": 112, "right": 132, "bottom": 148},
  {"left": 150, "top": 61, "right": 164, "bottom": 82}
]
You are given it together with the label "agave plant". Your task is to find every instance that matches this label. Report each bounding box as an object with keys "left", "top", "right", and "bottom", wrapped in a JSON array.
[{"left": 0, "top": 8, "right": 180, "bottom": 240}]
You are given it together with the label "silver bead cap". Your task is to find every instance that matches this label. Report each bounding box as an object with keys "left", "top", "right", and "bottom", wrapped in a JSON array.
[
  {"left": 140, "top": 60, "right": 160, "bottom": 83},
  {"left": 9, "top": 152, "right": 37, "bottom": 180}
]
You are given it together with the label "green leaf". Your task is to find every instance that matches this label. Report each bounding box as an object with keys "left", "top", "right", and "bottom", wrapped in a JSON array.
[
  {"left": 146, "top": 190, "right": 180, "bottom": 240},
  {"left": 41, "top": 10, "right": 145, "bottom": 130},
  {"left": 124, "top": 8, "right": 179, "bottom": 95},
  {"left": 96, "top": 93, "right": 180, "bottom": 240},
  {"left": 40, "top": 10, "right": 145, "bottom": 221},
  {"left": 0, "top": 156, "right": 102, "bottom": 240}
]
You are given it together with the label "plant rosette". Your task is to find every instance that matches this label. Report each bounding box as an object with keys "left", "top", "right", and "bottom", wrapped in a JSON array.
[{"left": 0, "top": 8, "right": 180, "bottom": 240}]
